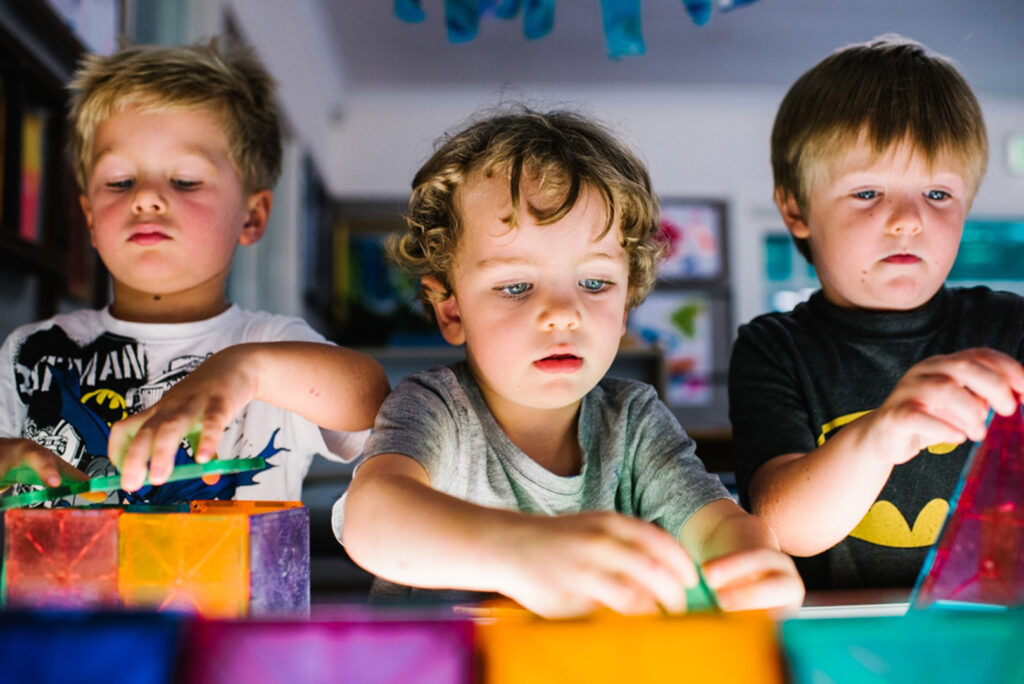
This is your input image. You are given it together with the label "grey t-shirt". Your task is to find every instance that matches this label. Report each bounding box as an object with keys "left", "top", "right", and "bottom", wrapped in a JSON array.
[{"left": 332, "top": 362, "right": 729, "bottom": 602}]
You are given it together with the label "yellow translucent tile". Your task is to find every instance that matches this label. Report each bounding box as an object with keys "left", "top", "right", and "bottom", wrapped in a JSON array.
[
  {"left": 118, "top": 513, "right": 250, "bottom": 618},
  {"left": 477, "top": 611, "right": 783, "bottom": 684},
  {"left": 189, "top": 500, "right": 303, "bottom": 515}
]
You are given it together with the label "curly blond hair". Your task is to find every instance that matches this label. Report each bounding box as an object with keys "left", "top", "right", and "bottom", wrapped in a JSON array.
[
  {"left": 389, "top": 107, "right": 662, "bottom": 316},
  {"left": 68, "top": 38, "right": 281, "bottom": 193}
]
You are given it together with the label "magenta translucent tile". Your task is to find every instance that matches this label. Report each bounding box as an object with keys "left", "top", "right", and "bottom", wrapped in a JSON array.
[
  {"left": 913, "top": 406, "right": 1024, "bottom": 609},
  {"left": 181, "top": 612, "right": 475, "bottom": 684},
  {"left": 4, "top": 508, "right": 121, "bottom": 608},
  {"left": 249, "top": 506, "right": 310, "bottom": 616}
]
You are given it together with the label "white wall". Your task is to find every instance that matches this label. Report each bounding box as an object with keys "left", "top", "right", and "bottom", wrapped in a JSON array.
[
  {"left": 326, "top": 85, "right": 1024, "bottom": 328},
  {"left": 185, "top": 0, "right": 345, "bottom": 318}
]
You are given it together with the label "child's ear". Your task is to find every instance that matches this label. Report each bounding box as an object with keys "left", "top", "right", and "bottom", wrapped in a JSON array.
[
  {"left": 239, "top": 190, "right": 273, "bottom": 246},
  {"left": 79, "top": 195, "right": 96, "bottom": 246},
  {"left": 774, "top": 188, "right": 810, "bottom": 240},
  {"left": 423, "top": 276, "right": 465, "bottom": 346}
]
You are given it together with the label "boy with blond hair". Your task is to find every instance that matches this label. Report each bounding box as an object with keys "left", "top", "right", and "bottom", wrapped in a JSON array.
[
  {"left": 729, "top": 35, "right": 1024, "bottom": 589},
  {"left": 0, "top": 40, "right": 389, "bottom": 504},
  {"left": 337, "top": 108, "right": 804, "bottom": 617}
]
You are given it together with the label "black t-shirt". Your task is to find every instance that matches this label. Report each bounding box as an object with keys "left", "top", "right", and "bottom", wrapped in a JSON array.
[{"left": 729, "top": 286, "right": 1024, "bottom": 590}]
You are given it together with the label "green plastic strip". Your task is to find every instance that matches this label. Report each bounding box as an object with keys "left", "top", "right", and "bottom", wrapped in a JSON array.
[
  {"left": 0, "top": 457, "right": 266, "bottom": 510},
  {"left": 685, "top": 564, "right": 721, "bottom": 613}
]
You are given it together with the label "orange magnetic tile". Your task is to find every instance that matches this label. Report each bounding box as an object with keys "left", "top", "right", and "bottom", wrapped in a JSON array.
[
  {"left": 189, "top": 500, "right": 302, "bottom": 515},
  {"left": 118, "top": 512, "right": 250, "bottom": 618},
  {"left": 476, "top": 611, "right": 783, "bottom": 684},
  {"left": 4, "top": 508, "right": 121, "bottom": 609}
]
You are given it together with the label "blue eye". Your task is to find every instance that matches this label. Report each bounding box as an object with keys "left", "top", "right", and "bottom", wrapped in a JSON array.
[
  {"left": 926, "top": 190, "right": 950, "bottom": 201},
  {"left": 498, "top": 282, "right": 530, "bottom": 297},
  {"left": 172, "top": 179, "right": 201, "bottom": 190},
  {"left": 581, "top": 279, "right": 610, "bottom": 293},
  {"left": 853, "top": 190, "right": 878, "bottom": 200},
  {"left": 106, "top": 179, "right": 134, "bottom": 191}
]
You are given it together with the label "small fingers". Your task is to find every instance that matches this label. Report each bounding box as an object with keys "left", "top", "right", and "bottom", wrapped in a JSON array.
[
  {"left": 23, "top": 447, "right": 65, "bottom": 488},
  {"left": 702, "top": 548, "right": 804, "bottom": 613}
]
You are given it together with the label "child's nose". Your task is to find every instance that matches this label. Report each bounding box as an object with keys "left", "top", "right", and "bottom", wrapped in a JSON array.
[
  {"left": 539, "top": 292, "right": 581, "bottom": 331},
  {"left": 131, "top": 184, "right": 167, "bottom": 214},
  {"left": 885, "top": 197, "right": 923, "bottom": 236}
]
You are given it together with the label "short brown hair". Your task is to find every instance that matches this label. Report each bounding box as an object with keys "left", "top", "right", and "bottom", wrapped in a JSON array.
[
  {"left": 68, "top": 38, "right": 282, "bottom": 193},
  {"left": 772, "top": 35, "right": 988, "bottom": 262},
  {"left": 389, "top": 107, "right": 661, "bottom": 314}
]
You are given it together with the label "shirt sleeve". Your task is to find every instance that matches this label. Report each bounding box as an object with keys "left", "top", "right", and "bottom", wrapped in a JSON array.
[
  {"left": 357, "top": 371, "right": 460, "bottom": 484},
  {"left": 616, "top": 384, "right": 731, "bottom": 538},
  {"left": 0, "top": 331, "right": 23, "bottom": 439},
  {"left": 728, "top": 320, "right": 817, "bottom": 509}
]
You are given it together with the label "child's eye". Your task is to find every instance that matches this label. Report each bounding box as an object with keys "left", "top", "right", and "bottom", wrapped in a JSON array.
[
  {"left": 580, "top": 278, "right": 611, "bottom": 293},
  {"left": 925, "top": 189, "right": 950, "bottom": 201},
  {"left": 172, "top": 179, "right": 201, "bottom": 190},
  {"left": 496, "top": 282, "right": 531, "bottom": 297},
  {"left": 852, "top": 190, "right": 878, "bottom": 200},
  {"left": 105, "top": 179, "right": 134, "bottom": 191}
]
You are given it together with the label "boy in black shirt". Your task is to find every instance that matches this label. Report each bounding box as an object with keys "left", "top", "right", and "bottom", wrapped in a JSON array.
[{"left": 729, "top": 35, "right": 1024, "bottom": 590}]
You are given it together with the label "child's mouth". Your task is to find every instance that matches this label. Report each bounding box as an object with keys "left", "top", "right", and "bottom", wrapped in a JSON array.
[
  {"left": 129, "top": 232, "right": 170, "bottom": 246},
  {"left": 883, "top": 253, "right": 921, "bottom": 264},
  {"left": 533, "top": 354, "right": 583, "bottom": 374}
]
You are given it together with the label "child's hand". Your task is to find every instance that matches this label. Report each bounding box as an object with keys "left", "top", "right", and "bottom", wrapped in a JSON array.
[
  {"left": 868, "top": 348, "right": 1024, "bottom": 465},
  {"left": 496, "top": 511, "right": 698, "bottom": 619},
  {"left": 108, "top": 347, "right": 257, "bottom": 491},
  {"left": 701, "top": 547, "right": 804, "bottom": 615},
  {"left": 0, "top": 437, "right": 89, "bottom": 489}
]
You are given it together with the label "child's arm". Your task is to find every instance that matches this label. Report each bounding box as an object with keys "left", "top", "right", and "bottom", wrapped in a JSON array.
[
  {"left": 749, "top": 347, "right": 1024, "bottom": 557},
  {"left": 0, "top": 438, "right": 89, "bottom": 488},
  {"left": 109, "top": 342, "right": 389, "bottom": 491},
  {"left": 342, "top": 452, "right": 699, "bottom": 619},
  {"left": 680, "top": 498, "right": 804, "bottom": 613}
]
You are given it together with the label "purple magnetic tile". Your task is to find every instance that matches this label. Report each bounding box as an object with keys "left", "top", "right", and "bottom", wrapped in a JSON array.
[
  {"left": 182, "top": 614, "right": 475, "bottom": 684},
  {"left": 4, "top": 508, "right": 121, "bottom": 609},
  {"left": 249, "top": 506, "right": 310, "bottom": 616}
]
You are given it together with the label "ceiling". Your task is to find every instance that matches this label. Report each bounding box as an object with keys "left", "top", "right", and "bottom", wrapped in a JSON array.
[{"left": 318, "top": 0, "right": 1024, "bottom": 97}]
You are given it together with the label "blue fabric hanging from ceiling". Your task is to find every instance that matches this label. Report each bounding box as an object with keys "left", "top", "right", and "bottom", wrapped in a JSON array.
[{"left": 394, "top": 0, "right": 762, "bottom": 58}]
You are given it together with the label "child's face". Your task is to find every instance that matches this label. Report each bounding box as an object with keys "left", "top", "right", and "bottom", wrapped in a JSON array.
[
  {"left": 782, "top": 137, "right": 969, "bottom": 311},
  {"left": 80, "top": 105, "right": 269, "bottom": 321},
  {"left": 431, "top": 174, "right": 630, "bottom": 421}
]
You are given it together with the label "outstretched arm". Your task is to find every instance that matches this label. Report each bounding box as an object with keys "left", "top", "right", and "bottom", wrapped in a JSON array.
[
  {"left": 749, "top": 347, "right": 1024, "bottom": 557},
  {"left": 342, "top": 452, "right": 699, "bottom": 619},
  {"left": 110, "top": 341, "right": 389, "bottom": 490}
]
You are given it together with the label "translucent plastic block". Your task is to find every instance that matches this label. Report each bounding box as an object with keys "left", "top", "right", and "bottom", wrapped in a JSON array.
[
  {"left": 189, "top": 500, "right": 302, "bottom": 514},
  {"left": 476, "top": 612, "right": 782, "bottom": 683},
  {"left": 4, "top": 508, "right": 121, "bottom": 608},
  {"left": 119, "top": 512, "right": 250, "bottom": 618},
  {"left": 249, "top": 506, "right": 310, "bottom": 615},
  {"left": 189, "top": 500, "right": 310, "bottom": 615},
  {"left": 912, "top": 406, "right": 1024, "bottom": 609},
  {"left": 181, "top": 612, "right": 475, "bottom": 684},
  {"left": 0, "top": 609, "right": 184, "bottom": 684},
  {"left": 783, "top": 610, "right": 1024, "bottom": 683}
]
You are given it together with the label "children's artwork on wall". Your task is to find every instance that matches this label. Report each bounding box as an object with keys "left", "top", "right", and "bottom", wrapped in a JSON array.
[
  {"left": 656, "top": 201, "right": 724, "bottom": 282},
  {"left": 626, "top": 290, "right": 712, "bottom": 407}
]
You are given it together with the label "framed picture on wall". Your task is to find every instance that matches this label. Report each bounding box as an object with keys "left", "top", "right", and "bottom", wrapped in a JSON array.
[
  {"left": 626, "top": 290, "right": 714, "bottom": 407},
  {"left": 654, "top": 199, "right": 727, "bottom": 284}
]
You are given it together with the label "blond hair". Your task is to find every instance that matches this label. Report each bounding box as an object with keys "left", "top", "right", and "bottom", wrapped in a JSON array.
[
  {"left": 389, "top": 107, "right": 661, "bottom": 314},
  {"left": 68, "top": 38, "right": 281, "bottom": 193},
  {"left": 772, "top": 35, "right": 988, "bottom": 262}
]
